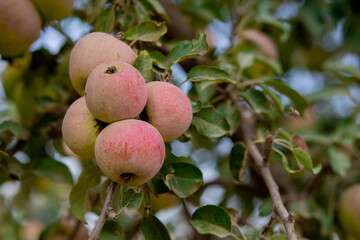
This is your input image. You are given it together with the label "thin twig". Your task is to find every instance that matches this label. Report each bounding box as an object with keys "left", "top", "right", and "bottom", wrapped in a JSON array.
[
  {"left": 69, "top": 219, "right": 82, "bottom": 240},
  {"left": 257, "top": 212, "right": 277, "bottom": 240},
  {"left": 89, "top": 181, "right": 119, "bottom": 240},
  {"left": 230, "top": 93, "right": 297, "bottom": 239},
  {"left": 240, "top": 113, "right": 297, "bottom": 240}
]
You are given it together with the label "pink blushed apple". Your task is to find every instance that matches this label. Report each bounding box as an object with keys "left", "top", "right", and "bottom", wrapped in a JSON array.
[
  {"left": 62, "top": 97, "right": 104, "bottom": 159},
  {"left": 0, "top": 0, "right": 42, "bottom": 57},
  {"left": 95, "top": 119, "right": 165, "bottom": 186},
  {"left": 85, "top": 60, "right": 147, "bottom": 123},
  {"left": 69, "top": 32, "right": 137, "bottom": 95},
  {"left": 146, "top": 81, "right": 193, "bottom": 142}
]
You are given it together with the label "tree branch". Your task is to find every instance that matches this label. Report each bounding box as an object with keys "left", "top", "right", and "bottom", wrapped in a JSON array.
[
  {"left": 240, "top": 113, "right": 297, "bottom": 240},
  {"left": 89, "top": 181, "right": 119, "bottom": 240},
  {"left": 257, "top": 212, "right": 277, "bottom": 240}
]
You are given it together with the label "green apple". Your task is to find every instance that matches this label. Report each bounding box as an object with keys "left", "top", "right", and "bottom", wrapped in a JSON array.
[
  {"left": 32, "top": 0, "right": 74, "bottom": 21},
  {"left": 62, "top": 97, "right": 104, "bottom": 159},
  {"left": 338, "top": 184, "right": 360, "bottom": 238}
]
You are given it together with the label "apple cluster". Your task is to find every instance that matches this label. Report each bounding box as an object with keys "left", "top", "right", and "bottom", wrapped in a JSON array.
[
  {"left": 62, "top": 32, "right": 193, "bottom": 186},
  {"left": 0, "top": 0, "right": 74, "bottom": 57}
]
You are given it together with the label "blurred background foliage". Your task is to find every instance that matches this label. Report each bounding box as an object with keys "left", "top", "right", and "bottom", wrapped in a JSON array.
[{"left": 1, "top": 0, "right": 360, "bottom": 239}]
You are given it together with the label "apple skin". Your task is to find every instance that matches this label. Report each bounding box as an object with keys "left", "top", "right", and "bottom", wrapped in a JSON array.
[
  {"left": 338, "top": 184, "right": 360, "bottom": 238},
  {"left": 69, "top": 32, "right": 137, "bottom": 95},
  {"left": 151, "top": 192, "right": 180, "bottom": 212},
  {"left": 95, "top": 119, "right": 165, "bottom": 186},
  {"left": 85, "top": 60, "right": 147, "bottom": 123},
  {"left": 62, "top": 97, "right": 103, "bottom": 159},
  {"left": 146, "top": 81, "right": 193, "bottom": 142},
  {"left": 242, "top": 29, "right": 279, "bottom": 59},
  {"left": 32, "top": 0, "right": 74, "bottom": 21},
  {"left": 0, "top": 0, "right": 42, "bottom": 57}
]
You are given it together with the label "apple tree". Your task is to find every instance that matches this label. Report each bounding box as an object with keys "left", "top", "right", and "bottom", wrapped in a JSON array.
[{"left": 1, "top": 0, "right": 360, "bottom": 239}]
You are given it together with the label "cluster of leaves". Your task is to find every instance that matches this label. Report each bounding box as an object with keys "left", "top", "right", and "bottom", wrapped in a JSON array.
[{"left": 1, "top": 0, "right": 360, "bottom": 239}]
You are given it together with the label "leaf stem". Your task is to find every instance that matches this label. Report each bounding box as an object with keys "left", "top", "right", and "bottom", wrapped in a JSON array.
[
  {"left": 177, "top": 78, "right": 189, "bottom": 87},
  {"left": 129, "top": 39, "right": 137, "bottom": 47}
]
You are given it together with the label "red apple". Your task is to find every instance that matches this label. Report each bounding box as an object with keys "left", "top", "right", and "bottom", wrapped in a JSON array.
[
  {"left": 95, "top": 119, "right": 165, "bottom": 186},
  {"left": 69, "top": 32, "right": 137, "bottom": 95},
  {"left": 85, "top": 60, "right": 147, "bottom": 123},
  {"left": 146, "top": 81, "right": 193, "bottom": 142}
]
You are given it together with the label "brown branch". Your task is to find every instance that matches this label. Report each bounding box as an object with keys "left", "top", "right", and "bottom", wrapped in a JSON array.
[
  {"left": 89, "top": 181, "right": 119, "bottom": 240},
  {"left": 240, "top": 113, "right": 297, "bottom": 240},
  {"left": 257, "top": 212, "right": 277, "bottom": 240},
  {"left": 69, "top": 219, "right": 82, "bottom": 240}
]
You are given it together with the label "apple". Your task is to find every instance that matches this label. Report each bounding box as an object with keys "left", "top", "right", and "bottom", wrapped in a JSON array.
[
  {"left": 145, "top": 81, "right": 193, "bottom": 142},
  {"left": 338, "top": 184, "right": 360, "bottom": 238},
  {"left": 242, "top": 29, "right": 279, "bottom": 59},
  {"left": 0, "top": 0, "right": 42, "bottom": 57},
  {"left": 288, "top": 107, "right": 317, "bottom": 132},
  {"left": 62, "top": 97, "right": 105, "bottom": 159},
  {"left": 151, "top": 192, "right": 181, "bottom": 212},
  {"left": 95, "top": 119, "right": 165, "bottom": 186},
  {"left": 32, "top": 0, "right": 74, "bottom": 21},
  {"left": 69, "top": 32, "right": 137, "bottom": 95},
  {"left": 85, "top": 60, "right": 147, "bottom": 123}
]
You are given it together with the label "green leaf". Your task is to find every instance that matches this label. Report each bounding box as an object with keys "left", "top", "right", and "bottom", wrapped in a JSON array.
[
  {"left": 191, "top": 205, "right": 234, "bottom": 238},
  {"left": 165, "top": 162, "right": 203, "bottom": 198},
  {"left": 274, "top": 149, "right": 304, "bottom": 178},
  {"left": 270, "top": 233, "right": 288, "bottom": 240},
  {"left": 187, "top": 65, "right": 236, "bottom": 83},
  {"left": 229, "top": 142, "right": 246, "bottom": 181},
  {"left": 237, "top": 52, "right": 255, "bottom": 69},
  {"left": 125, "top": 20, "right": 167, "bottom": 42},
  {"left": 259, "top": 84, "right": 283, "bottom": 110},
  {"left": 259, "top": 198, "right": 273, "bottom": 216},
  {"left": 135, "top": 0, "right": 152, "bottom": 23},
  {"left": 217, "top": 102, "right": 241, "bottom": 134},
  {"left": 120, "top": 187, "right": 144, "bottom": 212},
  {"left": 134, "top": 50, "right": 152, "bottom": 81},
  {"left": 168, "top": 34, "right": 209, "bottom": 68},
  {"left": 0, "top": 121, "right": 21, "bottom": 137},
  {"left": 150, "top": 51, "right": 167, "bottom": 70},
  {"left": 253, "top": 52, "right": 282, "bottom": 75},
  {"left": 306, "top": 85, "right": 350, "bottom": 102},
  {"left": 192, "top": 107, "right": 230, "bottom": 138},
  {"left": 34, "top": 157, "right": 73, "bottom": 185},
  {"left": 192, "top": 101, "right": 202, "bottom": 113},
  {"left": 144, "top": 0, "right": 170, "bottom": 22},
  {"left": 264, "top": 79, "right": 308, "bottom": 114},
  {"left": 70, "top": 165, "right": 103, "bottom": 221},
  {"left": 257, "top": 2, "right": 291, "bottom": 42},
  {"left": 0, "top": 150, "right": 22, "bottom": 183},
  {"left": 328, "top": 148, "right": 351, "bottom": 177},
  {"left": 243, "top": 89, "right": 269, "bottom": 113},
  {"left": 87, "top": 0, "right": 107, "bottom": 23},
  {"left": 95, "top": 6, "right": 116, "bottom": 33},
  {"left": 142, "top": 214, "right": 171, "bottom": 240},
  {"left": 324, "top": 60, "right": 360, "bottom": 79},
  {"left": 147, "top": 178, "right": 170, "bottom": 194},
  {"left": 293, "top": 148, "right": 313, "bottom": 172}
]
